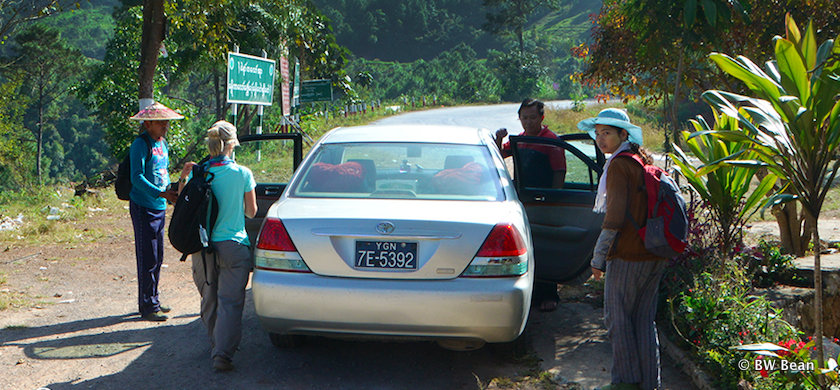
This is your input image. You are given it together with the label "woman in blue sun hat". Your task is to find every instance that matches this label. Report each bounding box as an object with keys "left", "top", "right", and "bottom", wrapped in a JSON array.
[{"left": 579, "top": 108, "right": 666, "bottom": 390}]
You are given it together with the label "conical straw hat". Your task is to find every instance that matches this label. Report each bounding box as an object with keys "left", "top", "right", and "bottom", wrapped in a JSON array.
[{"left": 129, "top": 102, "right": 184, "bottom": 121}]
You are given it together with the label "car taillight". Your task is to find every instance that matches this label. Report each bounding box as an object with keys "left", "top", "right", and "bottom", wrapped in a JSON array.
[
  {"left": 255, "top": 218, "right": 311, "bottom": 273},
  {"left": 475, "top": 224, "right": 527, "bottom": 257},
  {"left": 257, "top": 218, "right": 297, "bottom": 251},
  {"left": 462, "top": 224, "right": 528, "bottom": 278}
]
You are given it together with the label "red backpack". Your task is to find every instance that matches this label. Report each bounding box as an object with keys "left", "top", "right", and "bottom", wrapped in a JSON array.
[{"left": 617, "top": 152, "right": 689, "bottom": 258}]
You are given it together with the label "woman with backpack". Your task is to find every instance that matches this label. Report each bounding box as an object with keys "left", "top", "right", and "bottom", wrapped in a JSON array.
[
  {"left": 579, "top": 108, "right": 666, "bottom": 390},
  {"left": 177, "top": 120, "right": 257, "bottom": 372}
]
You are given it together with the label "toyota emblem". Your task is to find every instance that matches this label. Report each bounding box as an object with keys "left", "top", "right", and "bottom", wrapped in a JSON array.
[{"left": 376, "top": 221, "right": 395, "bottom": 235}]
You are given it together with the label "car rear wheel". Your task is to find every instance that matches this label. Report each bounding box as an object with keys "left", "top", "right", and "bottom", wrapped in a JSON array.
[
  {"left": 488, "top": 327, "right": 531, "bottom": 359},
  {"left": 436, "top": 338, "right": 486, "bottom": 351},
  {"left": 269, "top": 332, "right": 305, "bottom": 348}
]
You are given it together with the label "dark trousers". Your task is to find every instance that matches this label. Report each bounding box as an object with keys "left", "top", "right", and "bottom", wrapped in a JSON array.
[{"left": 130, "top": 200, "right": 165, "bottom": 316}]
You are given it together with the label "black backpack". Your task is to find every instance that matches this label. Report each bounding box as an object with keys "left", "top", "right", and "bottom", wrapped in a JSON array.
[
  {"left": 168, "top": 161, "right": 219, "bottom": 262},
  {"left": 115, "top": 133, "right": 153, "bottom": 200}
]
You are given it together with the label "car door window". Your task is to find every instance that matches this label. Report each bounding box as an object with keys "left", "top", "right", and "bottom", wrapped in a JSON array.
[
  {"left": 509, "top": 135, "right": 602, "bottom": 195},
  {"left": 508, "top": 133, "right": 605, "bottom": 283},
  {"left": 236, "top": 133, "right": 303, "bottom": 245}
]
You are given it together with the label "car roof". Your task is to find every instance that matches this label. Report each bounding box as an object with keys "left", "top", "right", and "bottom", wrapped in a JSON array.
[{"left": 320, "top": 125, "right": 492, "bottom": 145}]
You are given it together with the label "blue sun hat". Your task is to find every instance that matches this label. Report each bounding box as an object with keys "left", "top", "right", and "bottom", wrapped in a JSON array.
[{"left": 578, "top": 108, "right": 643, "bottom": 145}]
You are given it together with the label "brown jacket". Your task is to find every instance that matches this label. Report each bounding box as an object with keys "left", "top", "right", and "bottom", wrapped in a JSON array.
[{"left": 602, "top": 155, "right": 664, "bottom": 262}]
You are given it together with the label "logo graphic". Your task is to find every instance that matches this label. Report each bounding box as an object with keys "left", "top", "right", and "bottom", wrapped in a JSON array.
[{"left": 376, "top": 222, "right": 395, "bottom": 235}]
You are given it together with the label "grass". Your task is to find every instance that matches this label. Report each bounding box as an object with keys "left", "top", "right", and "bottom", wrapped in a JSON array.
[
  {"left": 0, "top": 290, "right": 33, "bottom": 311},
  {"left": 0, "top": 183, "right": 125, "bottom": 247},
  {"left": 543, "top": 102, "right": 667, "bottom": 152}
]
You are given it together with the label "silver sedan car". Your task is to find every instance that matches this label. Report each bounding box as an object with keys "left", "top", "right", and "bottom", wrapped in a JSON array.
[{"left": 248, "top": 125, "right": 604, "bottom": 350}]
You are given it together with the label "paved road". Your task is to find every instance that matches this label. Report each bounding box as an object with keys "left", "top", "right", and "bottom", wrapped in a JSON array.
[{"left": 374, "top": 100, "right": 575, "bottom": 132}]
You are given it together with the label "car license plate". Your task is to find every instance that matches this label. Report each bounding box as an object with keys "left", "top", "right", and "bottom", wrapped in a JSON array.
[{"left": 355, "top": 241, "right": 417, "bottom": 269}]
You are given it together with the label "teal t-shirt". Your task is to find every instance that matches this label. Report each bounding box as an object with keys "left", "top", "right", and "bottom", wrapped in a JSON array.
[
  {"left": 206, "top": 158, "right": 256, "bottom": 245},
  {"left": 129, "top": 133, "right": 169, "bottom": 210}
]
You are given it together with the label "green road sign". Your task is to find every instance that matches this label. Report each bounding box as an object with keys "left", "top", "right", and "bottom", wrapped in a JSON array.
[
  {"left": 227, "top": 52, "right": 275, "bottom": 105},
  {"left": 300, "top": 79, "right": 333, "bottom": 103}
]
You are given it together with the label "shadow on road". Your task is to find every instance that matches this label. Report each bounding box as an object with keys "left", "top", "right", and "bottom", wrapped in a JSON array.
[{"left": 8, "top": 290, "right": 528, "bottom": 390}]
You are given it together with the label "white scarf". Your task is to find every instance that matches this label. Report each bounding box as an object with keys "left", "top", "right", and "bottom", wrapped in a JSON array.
[{"left": 593, "top": 141, "right": 632, "bottom": 213}]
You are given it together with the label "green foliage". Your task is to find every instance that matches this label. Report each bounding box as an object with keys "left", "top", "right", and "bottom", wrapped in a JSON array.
[
  {"left": 669, "top": 268, "right": 797, "bottom": 388},
  {"left": 702, "top": 17, "right": 840, "bottom": 364},
  {"left": 0, "top": 77, "right": 33, "bottom": 191},
  {"left": 662, "top": 196, "right": 799, "bottom": 389},
  {"left": 488, "top": 48, "right": 547, "bottom": 102},
  {"left": 4, "top": 24, "right": 87, "bottom": 184},
  {"left": 312, "top": 0, "right": 502, "bottom": 62},
  {"left": 734, "top": 240, "right": 801, "bottom": 288},
  {"left": 33, "top": 0, "right": 119, "bottom": 60},
  {"left": 735, "top": 339, "right": 840, "bottom": 389},
  {"left": 347, "top": 44, "right": 502, "bottom": 103},
  {"left": 702, "top": 17, "right": 840, "bottom": 223},
  {"left": 77, "top": 6, "right": 186, "bottom": 160},
  {"left": 482, "top": 0, "right": 558, "bottom": 53},
  {"left": 669, "top": 111, "right": 778, "bottom": 253}
]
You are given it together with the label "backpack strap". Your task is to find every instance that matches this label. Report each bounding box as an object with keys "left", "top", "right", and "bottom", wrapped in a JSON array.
[{"left": 615, "top": 152, "right": 647, "bottom": 229}]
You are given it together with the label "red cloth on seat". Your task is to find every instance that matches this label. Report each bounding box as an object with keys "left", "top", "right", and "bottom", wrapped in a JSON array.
[
  {"left": 432, "top": 162, "right": 485, "bottom": 194},
  {"left": 306, "top": 161, "right": 364, "bottom": 192}
]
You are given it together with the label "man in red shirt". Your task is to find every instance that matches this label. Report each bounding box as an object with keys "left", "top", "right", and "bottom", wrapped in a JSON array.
[
  {"left": 494, "top": 98, "right": 566, "bottom": 188},
  {"left": 494, "top": 98, "right": 567, "bottom": 312}
]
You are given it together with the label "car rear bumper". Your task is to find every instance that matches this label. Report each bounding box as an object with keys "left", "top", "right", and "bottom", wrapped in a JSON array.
[{"left": 252, "top": 270, "right": 532, "bottom": 343}]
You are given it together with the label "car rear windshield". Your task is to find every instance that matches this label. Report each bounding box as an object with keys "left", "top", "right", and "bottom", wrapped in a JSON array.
[{"left": 290, "top": 142, "right": 504, "bottom": 201}]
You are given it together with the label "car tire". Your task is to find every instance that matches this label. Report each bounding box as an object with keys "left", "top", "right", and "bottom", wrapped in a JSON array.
[
  {"left": 489, "top": 327, "right": 531, "bottom": 359},
  {"left": 436, "top": 338, "right": 486, "bottom": 351},
  {"left": 269, "top": 332, "right": 305, "bottom": 348}
]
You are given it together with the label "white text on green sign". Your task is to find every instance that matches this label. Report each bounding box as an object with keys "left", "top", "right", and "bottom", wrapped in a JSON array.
[{"left": 227, "top": 52, "right": 276, "bottom": 105}]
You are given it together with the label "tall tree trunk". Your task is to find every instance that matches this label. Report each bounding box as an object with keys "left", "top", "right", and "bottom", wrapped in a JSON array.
[
  {"left": 36, "top": 101, "right": 43, "bottom": 185},
  {"left": 810, "top": 210, "right": 825, "bottom": 372},
  {"left": 771, "top": 187, "right": 809, "bottom": 257},
  {"left": 138, "top": 0, "right": 165, "bottom": 109},
  {"left": 669, "top": 50, "right": 686, "bottom": 153},
  {"left": 516, "top": 0, "right": 524, "bottom": 53}
]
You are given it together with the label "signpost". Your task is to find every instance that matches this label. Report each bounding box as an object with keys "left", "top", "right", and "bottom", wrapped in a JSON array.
[
  {"left": 227, "top": 52, "right": 276, "bottom": 105},
  {"left": 227, "top": 50, "right": 276, "bottom": 161},
  {"left": 292, "top": 58, "right": 300, "bottom": 115},
  {"left": 300, "top": 79, "right": 333, "bottom": 103}
]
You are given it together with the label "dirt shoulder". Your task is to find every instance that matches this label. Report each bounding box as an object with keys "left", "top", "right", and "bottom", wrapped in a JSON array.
[{"left": 0, "top": 194, "right": 696, "bottom": 390}]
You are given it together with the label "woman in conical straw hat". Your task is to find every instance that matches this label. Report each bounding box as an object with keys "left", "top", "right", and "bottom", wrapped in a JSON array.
[{"left": 127, "top": 101, "right": 183, "bottom": 322}]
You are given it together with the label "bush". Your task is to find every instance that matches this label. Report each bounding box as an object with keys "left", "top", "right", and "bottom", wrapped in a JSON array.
[
  {"left": 661, "top": 196, "right": 799, "bottom": 388},
  {"left": 735, "top": 240, "right": 803, "bottom": 288}
]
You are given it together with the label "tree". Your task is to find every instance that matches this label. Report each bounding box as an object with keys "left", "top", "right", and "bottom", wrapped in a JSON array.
[
  {"left": 481, "top": 0, "right": 556, "bottom": 54},
  {"left": 82, "top": 0, "right": 349, "bottom": 161},
  {"left": 6, "top": 25, "right": 84, "bottom": 184},
  {"left": 579, "top": 0, "right": 748, "bottom": 150},
  {"left": 488, "top": 48, "right": 546, "bottom": 101},
  {"left": 0, "top": 0, "right": 81, "bottom": 46},
  {"left": 701, "top": 15, "right": 840, "bottom": 370},
  {"left": 138, "top": 0, "right": 164, "bottom": 110},
  {"left": 0, "top": 76, "right": 31, "bottom": 191}
]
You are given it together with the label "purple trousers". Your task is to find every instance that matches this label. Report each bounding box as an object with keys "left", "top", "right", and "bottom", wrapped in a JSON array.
[{"left": 129, "top": 200, "right": 165, "bottom": 316}]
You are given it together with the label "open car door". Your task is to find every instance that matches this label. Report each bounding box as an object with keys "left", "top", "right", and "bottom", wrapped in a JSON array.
[
  {"left": 509, "top": 133, "right": 604, "bottom": 284},
  {"left": 236, "top": 133, "right": 303, "bottom": 245}
]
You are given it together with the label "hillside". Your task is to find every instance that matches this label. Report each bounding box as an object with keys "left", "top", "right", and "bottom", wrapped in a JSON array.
[{"left": 311, "top": 0, "right": 602, "bottom": 62}]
